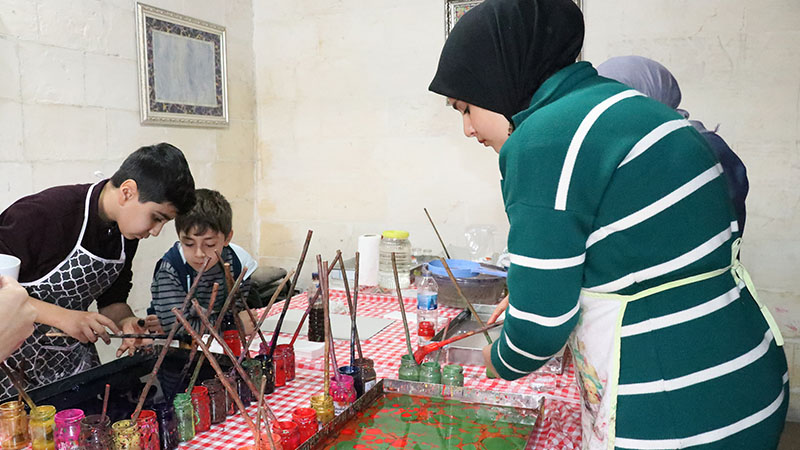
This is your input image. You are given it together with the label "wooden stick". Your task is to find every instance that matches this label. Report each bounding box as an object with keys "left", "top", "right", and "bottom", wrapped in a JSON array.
[
  {"left": 101, "top": 383, "right": 110, "bottom": 419},
  {"left": 172, "top": 282, "right": 219, "bottom": 396},
  {"left": 268, "top": 230, "right": 313, "bottom": 359},
  {"left": 424, "top": 207, "right": 451, "bottom": 259},
  {"left": 185, "top": 269, "right": 248, "bottom": 395},
  {"left": 189, "top": 299, "right": 279, "bottom": 425},
  {"left": 171, "top": 308, "right": 259, "bottom": 438},
  {"left": 438, "top": 257, "right": 493, "bottom": 345},
  {"left": 391, "top": 253, "right": 415, "bottom": 361},
  {"left": 335, "top": 250, "right": 363, "bottom": 364},
  {"left": 415, "top": 321, "right": 504, "bottom": 364},
  {"left": 240, "top": 270, "right": 295, "bottom": 361},
  {"left": 132, "top": 257, "right": 211, "bottom": 421},
  {"left": 0, "top": 362, "right": 35, "bottom": 410},
  {"left": 255, "top": 376, "right": 264, "bottom": 448},
  {"left": 321, "top": 259, "right": 342, "bottom": 382},
  {"left": 45, "top": 332, "right": 170, "bottom": 339},
  {"left": 352, "top": 251, "right": 362, "bottom": 363},
  {"left": 436, "top": 314, "right": 454, "bottom": 365},
  {"left": 318, "top": 256, "right": 332, "bottom": 395},
  {"left": 287, "top": 253, "right": 339, "bottom": 347}
]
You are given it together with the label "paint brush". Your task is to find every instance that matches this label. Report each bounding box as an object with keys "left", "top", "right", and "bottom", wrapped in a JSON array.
[
  {"left": 45, "top": 332, "right": 170, "bottom": 340},
  {"left": 174, "top": 282, "right": 219, "bottom": 396},
  {"left": 287, "top": 253, "right": 340, "bottom": 347},
  {"left": 435, "top": 314, "right": 455, "bottom": 366},
  {"left": 392, "top": 252, "right": 416, "bottom": 363},
  {"left": 424, "top": 208, "right": 451, "bottom": 259},
  {"left": 172, "top": 308, "right": 260, "bottom": 439},
  {"left": 318, "top": 256, "right": 333, "bottom": 395},
  {"left": 438, "top": 257, "right": 493, "bottom": 345},
  {"left": 321, "top": 259, "right": 342, "bottom": 382},
  {"left": 132, "top": 257, "right": 211, "bottom": 421},
  {"left": 352, "top": 251, "right": 362, "bottom": 364},
  {"left": 335, "top": 250, "right": 363, "bottom": 366},
  {"left": 414, "top": 321, "right": 504, "bottom": 364},
  {"left": 101, "top": 383, "right": 110, "bottom": 419},
  {"left": 184, "top": 267, "right": 247, "bottom": 394},
  {"left": 0, "top": 362, "right": 35, "bottom": 410},
  {"left": 268, "top": 230, "right": 313, "bottom": 360}
]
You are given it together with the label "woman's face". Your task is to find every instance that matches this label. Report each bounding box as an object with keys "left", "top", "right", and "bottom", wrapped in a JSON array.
[{"left": 448, "top": 98, "right": 509, "bottom": 153}]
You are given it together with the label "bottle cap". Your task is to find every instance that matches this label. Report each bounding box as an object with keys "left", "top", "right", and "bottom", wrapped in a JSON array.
[{"left": 382, "top": 230, "right": 409, "bottom": 239}]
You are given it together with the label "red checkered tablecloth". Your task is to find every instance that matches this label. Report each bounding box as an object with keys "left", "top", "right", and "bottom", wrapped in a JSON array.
[{"left": 181, "top": 290, "right": 582, "bottom": 449}]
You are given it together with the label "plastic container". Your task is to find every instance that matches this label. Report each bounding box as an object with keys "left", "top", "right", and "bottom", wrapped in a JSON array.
[
  {"left": 111, "top": 419, "right": 139, "bottom": 450},
  {"left": 429, "top": 267, "right": 506, "bottom": 308},
  {"left": 54, "top": 409, "right": 83, "bottom": 450},
  {"left": 79, "top": 415, "right": 112, "bottom": 450},
  {"left": 378, "top": 231, "right": 412, "bottom": 289},
  {"left": 29, "top": 405, "right": 56, "bottom": 450},
  {"left": 0, "top": 400, "right": 29, "bottom": 449},
  {"left": 135, "top": 410, "right": 159, "bottom": 450},
  {"left": 416, "top": 269, "right": 439, "bottom": 345}
]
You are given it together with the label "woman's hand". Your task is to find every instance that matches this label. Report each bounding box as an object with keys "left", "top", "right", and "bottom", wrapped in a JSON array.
[
  {"left": 53, "top": 309, "right": 120, "bottom": 345},
  {"left": 0, "top": 276, "right": 37, "bottom": 361},
  {"left": 487, "top": 295, "right": 509, "bottom": 324},
  {"left": 116, "top": 316, "right": 153, "bottom": 357}
]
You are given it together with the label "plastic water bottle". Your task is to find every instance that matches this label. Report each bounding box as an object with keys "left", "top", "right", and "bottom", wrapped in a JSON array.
[
  {"left": 378, "top": 230, "right": 412, "bottom": 290},
  {"left": 416, "top": 268, "right": 438, "bottom": 345}
]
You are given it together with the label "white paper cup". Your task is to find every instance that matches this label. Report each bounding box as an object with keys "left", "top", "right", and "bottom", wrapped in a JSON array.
[{"left": 0, "top": 254, "right": 21, "bottom": 280}]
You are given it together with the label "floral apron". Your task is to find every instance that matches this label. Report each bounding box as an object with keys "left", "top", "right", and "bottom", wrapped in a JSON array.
[
  {"left": 0, "top": 182, "right": 126, "bottom": 399},
  {"left": 570, "top": 238, "right": 783, "bottom": 449}
]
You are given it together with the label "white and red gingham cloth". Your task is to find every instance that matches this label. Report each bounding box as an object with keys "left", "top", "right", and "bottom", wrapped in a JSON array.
[{"left": 180, "top": 289, "right": 582, "bottom": 449}]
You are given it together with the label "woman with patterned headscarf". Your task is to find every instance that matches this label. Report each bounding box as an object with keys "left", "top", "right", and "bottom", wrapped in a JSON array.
[{"left": 429, "top": 0, "right": 787, "bottom": 448}]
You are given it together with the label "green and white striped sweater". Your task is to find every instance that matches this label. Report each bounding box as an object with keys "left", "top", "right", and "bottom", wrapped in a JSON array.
[{"left": 491, "top": 62, "right": 787, "bottom": 449}]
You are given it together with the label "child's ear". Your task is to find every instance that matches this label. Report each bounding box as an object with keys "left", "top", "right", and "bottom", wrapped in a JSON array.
[
  {"left": 118, "top": 179, "right": 139, "bottom": 205},
  {"left": 224, "top": 230, "right": 234, "bottom": 246}
]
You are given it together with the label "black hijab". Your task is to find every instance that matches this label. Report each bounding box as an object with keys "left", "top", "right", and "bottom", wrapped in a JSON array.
[{"left": 429, "top": 0, "right": 584, "bottom": 124}]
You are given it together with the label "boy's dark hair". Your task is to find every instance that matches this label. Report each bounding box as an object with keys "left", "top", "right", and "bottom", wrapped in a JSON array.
[
  {"left": 110, "top": 143, "right": 196, "bottom": 215},
  {"left": 175, "top": 189, "right": 233, "bottom": 236}
]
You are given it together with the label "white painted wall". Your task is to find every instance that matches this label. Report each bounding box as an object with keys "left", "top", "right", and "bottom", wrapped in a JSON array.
[
  {"left": 0, "top": 0, "right": 258, "bottom": 360},
  {"left": 253, "top": 0, "right": 800, "bottom": 419}
]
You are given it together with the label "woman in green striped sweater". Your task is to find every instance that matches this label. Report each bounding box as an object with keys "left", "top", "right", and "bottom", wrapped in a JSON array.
[{"left": 428, "top": 0, "right": 788, "bottom": 448}]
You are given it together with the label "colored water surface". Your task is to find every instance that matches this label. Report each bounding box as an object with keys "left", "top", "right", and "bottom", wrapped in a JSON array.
[{"left": 319, "top": 393, "right": 533, "bottom": 450}]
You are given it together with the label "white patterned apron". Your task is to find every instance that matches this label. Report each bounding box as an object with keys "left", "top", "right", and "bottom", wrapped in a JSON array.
[
  {"left": 570, "top": 238, "right": 783, "bottom": 449},
  {"left": 0, "top": 182, "right": 126, "bottom": 399}
]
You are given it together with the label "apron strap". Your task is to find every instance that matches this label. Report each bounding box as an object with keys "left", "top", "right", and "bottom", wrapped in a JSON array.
[{"left": 730, "top": 238, "right": 784, "bottom": 346}]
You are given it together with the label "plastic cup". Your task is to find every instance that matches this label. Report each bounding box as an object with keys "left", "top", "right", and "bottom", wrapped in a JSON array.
[{"left": 0, "top": 254, "right": 20, "bottom": 280}]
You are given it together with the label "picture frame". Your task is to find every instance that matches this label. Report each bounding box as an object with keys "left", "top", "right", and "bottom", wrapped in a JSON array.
[
  {"left": 135, "top": 3, "right": 228, "bottom": 127},
  {"left": 444, "top": 0, "right": 584, "bottom": 40}
]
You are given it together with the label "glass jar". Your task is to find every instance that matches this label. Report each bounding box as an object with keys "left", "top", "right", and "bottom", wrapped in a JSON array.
[
  {"left": 397, "top": 354, "right": 420, "bottom": 381},
  {"left": 79, "top": 415, "right": 111, "bottom": 450},
  {"left": 54, "top": 409, "right": 83, "bottom": 450},
  {"left": 354, "top": 358, "right": 377, "bottom": 392},
  {"left": 153, "top": 403, "right": 178, "bottom": 450},
  {"left": 290, "top": 407, "right": 317, "bottom": 443},
  {"left": 271, "top": 421, "right": 300, "bottom": 450},
  {"left": 337, "top": 365, "right": 364, "bottom": 398},
  {"left": 237, "top": 434, "right": 283, "bottom": 450},
  {"left": 307, "top": 275, "right": 325, "bottom": 343},
  {"left": 275, "top": 344, "right": 295, "bottom": 381},
  {"left": 237, "top": 372, "right": 254, "bottom": 406},
  {"left": 419, "top": 361, "right": 442, "bottom": 384},
  {"left": 0, "top": 400, "right": 29, "bottom": 450},
  {"left": 201, "top": 379, "right": 227, "bottom": 424},
  {"left": 328, "top": 375, "right": 356, "bottom": 416},
  {"left": 309, "top": 394, "right": 333, "bottom": 425},
  {"left": 190, "top": 386, "right": 211, "bottom": 433},
  {"left": 172, "top": 393, "right": 195, "bottom": 442},
  {"left": 29, "top": 405, "right": 56, "bottom": 450},
  {"left": 221, "top": 374, "right": 238, "bottom": 415},
  {"left": 442, "top": 364, "right": 464, "bottom": 387},
  {"left": 273, "top": 349, "right": 287, "bottom": 389},
  {"left": 111, "top": 419, "right": 140, "bottom": 450},
  {"left": 254, "top": 354, "right": 275, "bottom": 395},
  {"left": 378, "top": 230, "right": 412, "bottom": 289},
  {"left": 242, "top": 359, "right": 263, "bottom": 393},
  {"left": 135, "top": 410, "right": 159, "bottom": 450}
]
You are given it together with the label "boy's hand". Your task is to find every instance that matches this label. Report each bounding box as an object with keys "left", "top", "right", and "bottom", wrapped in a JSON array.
[
  {"left": 144, "top": 314, "right": 164, "bottom": 334},
  {"left": 487, "top": 295, "right": 508, "bottom": 324},
  {"left": 54, "top": 310, "right": 119, "bottom": 345},
  {"left": 0, "top": 276, "right": 37, "bottom": 361},
  {"left": 116, "top": 316, "right": 153, "bottom": 357}
]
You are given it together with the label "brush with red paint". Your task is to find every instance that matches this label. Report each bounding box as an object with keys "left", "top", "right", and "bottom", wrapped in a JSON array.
[{"left": 413, "top": 320, "right": 504, "bottom": 365}]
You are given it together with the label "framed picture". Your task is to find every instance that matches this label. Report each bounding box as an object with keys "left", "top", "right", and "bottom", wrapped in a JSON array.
[
  {"left": 444, "top": 0, "right": 584, "bottom": 39},
  {"left": 135, "top": 3, "right": 228, "bottom": 127}
]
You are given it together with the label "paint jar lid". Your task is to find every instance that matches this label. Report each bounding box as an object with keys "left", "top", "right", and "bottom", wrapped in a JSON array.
[{"left": 382, "top": 230, "right": 409, "bottom": 239}]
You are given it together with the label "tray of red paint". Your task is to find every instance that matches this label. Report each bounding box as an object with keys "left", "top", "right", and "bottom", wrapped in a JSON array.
[{"left": 299, "top": 378, "right": 544, "bottom": 450}]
